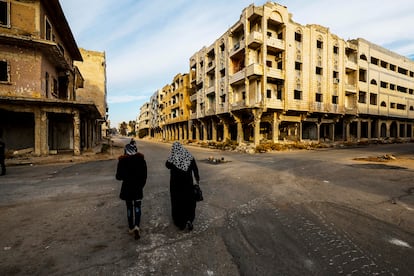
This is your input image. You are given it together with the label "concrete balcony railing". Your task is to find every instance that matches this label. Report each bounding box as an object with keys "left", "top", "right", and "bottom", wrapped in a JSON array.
[
  {"left": 205, "top": 108, "right": 216, "bottom": 116},
  {"left": 346, "top": 59, "right": 358, "bottom": 70},
  {"left": 267, "top": 37, "right": 285, "bottom": 51},
  {"left": 229, "top": 40, "right": 245, "bottom": 57},
  {"left": 229, "top": 69, "right": 245, "bottom": 85},
  {"left": 246, "top": 5, "right": 263, "bottom": 18},
  {"left": 231, "top": 101, "right": 247, "bottom": 110},
  {"left": 247, "top": 31, "right": 263, "bottom": 49},
  {"left": 207, "top": 60, "right": 216, "bottom": 72},
  {"left": 345, "top": 107, "right": 358, "bottom": 115},
  {"left": 206, "top": 85, "right": 215, "bottom": 95},
  {"left": 190, "top": 93, "right": 197, "bottom": 102},
  {"left": 345, "top": 84, "right": 357, "bottom": 93},
  {"left": 309, "top": 102, "right": 325, "bottom": 112},
  {"left": 267, "top": 67, "right": 284, "bottom": 79},
  {"left": 326, "top": 103, "right": 344, "bottom": 113},
  {"left": 246, "top": 63, "right": 263, "bottom": 77}
]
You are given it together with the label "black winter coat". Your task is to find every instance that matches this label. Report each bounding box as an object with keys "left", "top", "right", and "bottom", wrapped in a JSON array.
[
  {"left": 116, "top": 153, "right": 147, "bottom": 200},
  {"left": 166, "top": 158, "right": 200, "bottom": 200}
]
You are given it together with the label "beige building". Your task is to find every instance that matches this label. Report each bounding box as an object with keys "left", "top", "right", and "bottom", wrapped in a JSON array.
[
  {"left": 137, "top": 102, "right": 150, "bottom": 137},
  {"left": 161, "top": 73, "right": 192, "bottom": 141},
  {"left": 74, "top": 48, "right": 108, "bottom": 139},
  {"left": 138, "top": 2, "right": 414, "bottom": 145},
  {"left": 0, "top": 0, "right": 105, "bottom": 156}
]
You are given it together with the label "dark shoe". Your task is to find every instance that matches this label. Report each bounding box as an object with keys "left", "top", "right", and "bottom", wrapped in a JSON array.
[
  {"left": 134, "top": 226, "right": 140, "bottom": 240},
  {"left": 186, "top": 221, "right": 193, "bottom": 231}
]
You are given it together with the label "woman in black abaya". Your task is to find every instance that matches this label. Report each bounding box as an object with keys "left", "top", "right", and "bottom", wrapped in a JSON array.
[{"left": 166, "top": 142, "right": 200, "bottom": 231}]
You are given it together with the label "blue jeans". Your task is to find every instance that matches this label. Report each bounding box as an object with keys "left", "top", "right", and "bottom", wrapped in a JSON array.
[{"left": 126, "top": 200, "right": 141, "bottom": 229}]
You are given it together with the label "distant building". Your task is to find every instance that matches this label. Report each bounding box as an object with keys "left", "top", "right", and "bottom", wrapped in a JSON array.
[
  {"left": 74, "top": 48, "right": 109, "bottom": 140},
  {"left": 137, "top": 102, "right": 150, "bottom": 137},
  {"left": 137, "top": 2, "right": 414, "bottom": 145},
  {"left": 0, "top": 0, "right": 105, "bottom": 156}
]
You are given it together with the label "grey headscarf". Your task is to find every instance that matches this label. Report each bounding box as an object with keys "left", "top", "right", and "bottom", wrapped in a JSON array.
[{"left": 167, "top": 142, "right": 193, "bottom": 172}]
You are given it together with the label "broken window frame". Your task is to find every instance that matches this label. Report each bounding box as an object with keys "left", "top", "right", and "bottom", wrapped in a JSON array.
[
  {"left": 358, "top": 91, "right": 367, "bottom": 104},
  {"left": 45, "top": 17, "right": 53, "bottom": 41},
  {"left": 0, "top": 59, "right": 10, "bottom": 83},
  {"left": 0, "top": 0, "right": 10, "bottom": 27}
]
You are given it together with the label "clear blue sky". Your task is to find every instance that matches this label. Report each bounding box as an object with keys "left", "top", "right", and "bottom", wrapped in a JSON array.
[{"left": 60, "top": 0, "right": 414, "bottom": 128}]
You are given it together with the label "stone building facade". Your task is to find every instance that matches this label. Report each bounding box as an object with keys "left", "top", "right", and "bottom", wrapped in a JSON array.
[
  {"left": 74, "top": 48, "right": 108, "bottom": 140},
  {"left": 0, "top": 0, "right": 106, "bottom": 156},
  {"left": 138, "top": 2, "right": 414, "bottom": 145}
]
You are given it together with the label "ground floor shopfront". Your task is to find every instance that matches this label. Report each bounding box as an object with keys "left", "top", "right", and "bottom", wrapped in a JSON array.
[
  {"left": 147, "top": 109, "right": 413, "bottom": 146},
  {"left": 0, "top": 98, "right": 104, "bottom": 156}
]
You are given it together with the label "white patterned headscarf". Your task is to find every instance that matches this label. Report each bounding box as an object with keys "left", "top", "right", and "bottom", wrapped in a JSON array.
[{"left": 167, "top": 142, "right": 193, "bottom": 172}]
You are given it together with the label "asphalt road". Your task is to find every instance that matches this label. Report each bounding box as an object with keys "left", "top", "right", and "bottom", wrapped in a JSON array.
[{"left": 0, "top": 138, "right": 413, "bottom": 275}]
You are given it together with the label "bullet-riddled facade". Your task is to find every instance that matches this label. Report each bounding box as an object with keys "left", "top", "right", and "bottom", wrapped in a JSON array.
[
  {"left": 138, "top": 2, "right": 414, "bottom": 145},
  {"left": 0, "top": 0, "right": 104, "bottom": 156}
]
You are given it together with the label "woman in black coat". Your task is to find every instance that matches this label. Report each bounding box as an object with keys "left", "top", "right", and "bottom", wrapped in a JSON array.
[
  {"left": 116, "top": 142, "right": 147, "bottom": 239},
  {"left": 166, "top": 142, "right": 200, "bottom": 231}
]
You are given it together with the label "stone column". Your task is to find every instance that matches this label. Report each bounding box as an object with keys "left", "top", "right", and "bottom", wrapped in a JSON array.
[
  {"left": 271, "top": 112, "right": 279, "bottom": 143},
  {"left": 317, "top": 123, "right": 321, "bottom": 142},
  {"left": 212, "top": 119, "right": 217, "bottom": 142},
  {"left": 232, "top": 114, "right": 243, "bottom": 145},
  {"left": 223, "top": 120, "right": 229, "bottom": 142},
  {"left": 202, "top": 122, "right": 208, "bottom": 141},
  {"left": 188, "top": 121, "right": 193, "bottom": 140},
  {"left": 195, "top": 123, "right": 200, "bottom": 140},
  {"left": 357, "top": 120, "right": 361, "bottom": 141},
  {"left": 253, "top": 109, "right": 263, "bottom": 146},
  {"left": 367, "top": 119, "right": 372, "bottom": 139},
  {"left": 345, "top": 120, "right": 350, "bottom": 141},
  {"left": 34, "top": 108, "right": 48, "bottom": 156},
  {"left": 73, "top": 110, "right": 81, "bottom": 156}
]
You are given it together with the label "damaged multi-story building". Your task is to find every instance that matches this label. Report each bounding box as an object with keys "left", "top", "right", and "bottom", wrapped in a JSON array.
[
  {"left": 0, "top": 0, "right": 107, "bottom": 156},
  {"left": 138, "top": 2, "right": 414, "bottom": 146}
]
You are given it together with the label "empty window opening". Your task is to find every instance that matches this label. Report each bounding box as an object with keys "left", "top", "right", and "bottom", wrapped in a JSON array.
[
  {"left": 0, "top": 60, "right": 9, "bottom": 82},
  {"left": 315, "top": 93, "right": 322, "bottom": 102},
  {"left": 295, "top": 32, "right": 302, "bottom": 42},
  {"left": 358, "top": 91, "right": 367, "bottom": 103},
  {"left": 359, "top": 69, "right": 367, "bottom": 82},
  {"left": 267, "top": 89, "right": 272, "bottom": 98},
  {"left": 45, "top": 18, "right": 52, "bottom": 40},
  {"left": 316, "top": 67, "right": 323, "bottom": 75},
  {"left": 277, "top": 89, "right": 282, "bottom": 100},
  {"left": 45, "top": 72, "right": 49, "bottom": 97},
  {"left": 295, "top": 62, "right": 302, "bottom": 71},
  {"left": 380, "top": 101, "right": 386, "bottom": 107},
  {"left": 317, "top": 40, "right": 323, "bottom": 49},
  {"left": 0, "top": 0, "right": 9, "bottom": 26},
  {"left": 398, "top": 67, "right": 408, "bottom": 75},
  {"left": 266, "top": 60, "right": 272, "bottom": 68},
  {"left": 397, "top": 104, "right": 406, "bottom": 110},
  {"left": 294, "top": 90, "right": 302, "bottom": 100},
  {"left": 370, "top": 93, "right": 377, "bottom": 105},
  {"left": 370, "top": 57, "right": 379, "bottom": 65},
  {"left": 333, "top": 46, "right": 339, "bottom": 54},
  {"left": 332, "top": 95, "right": 338, "bottom": 104}
]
